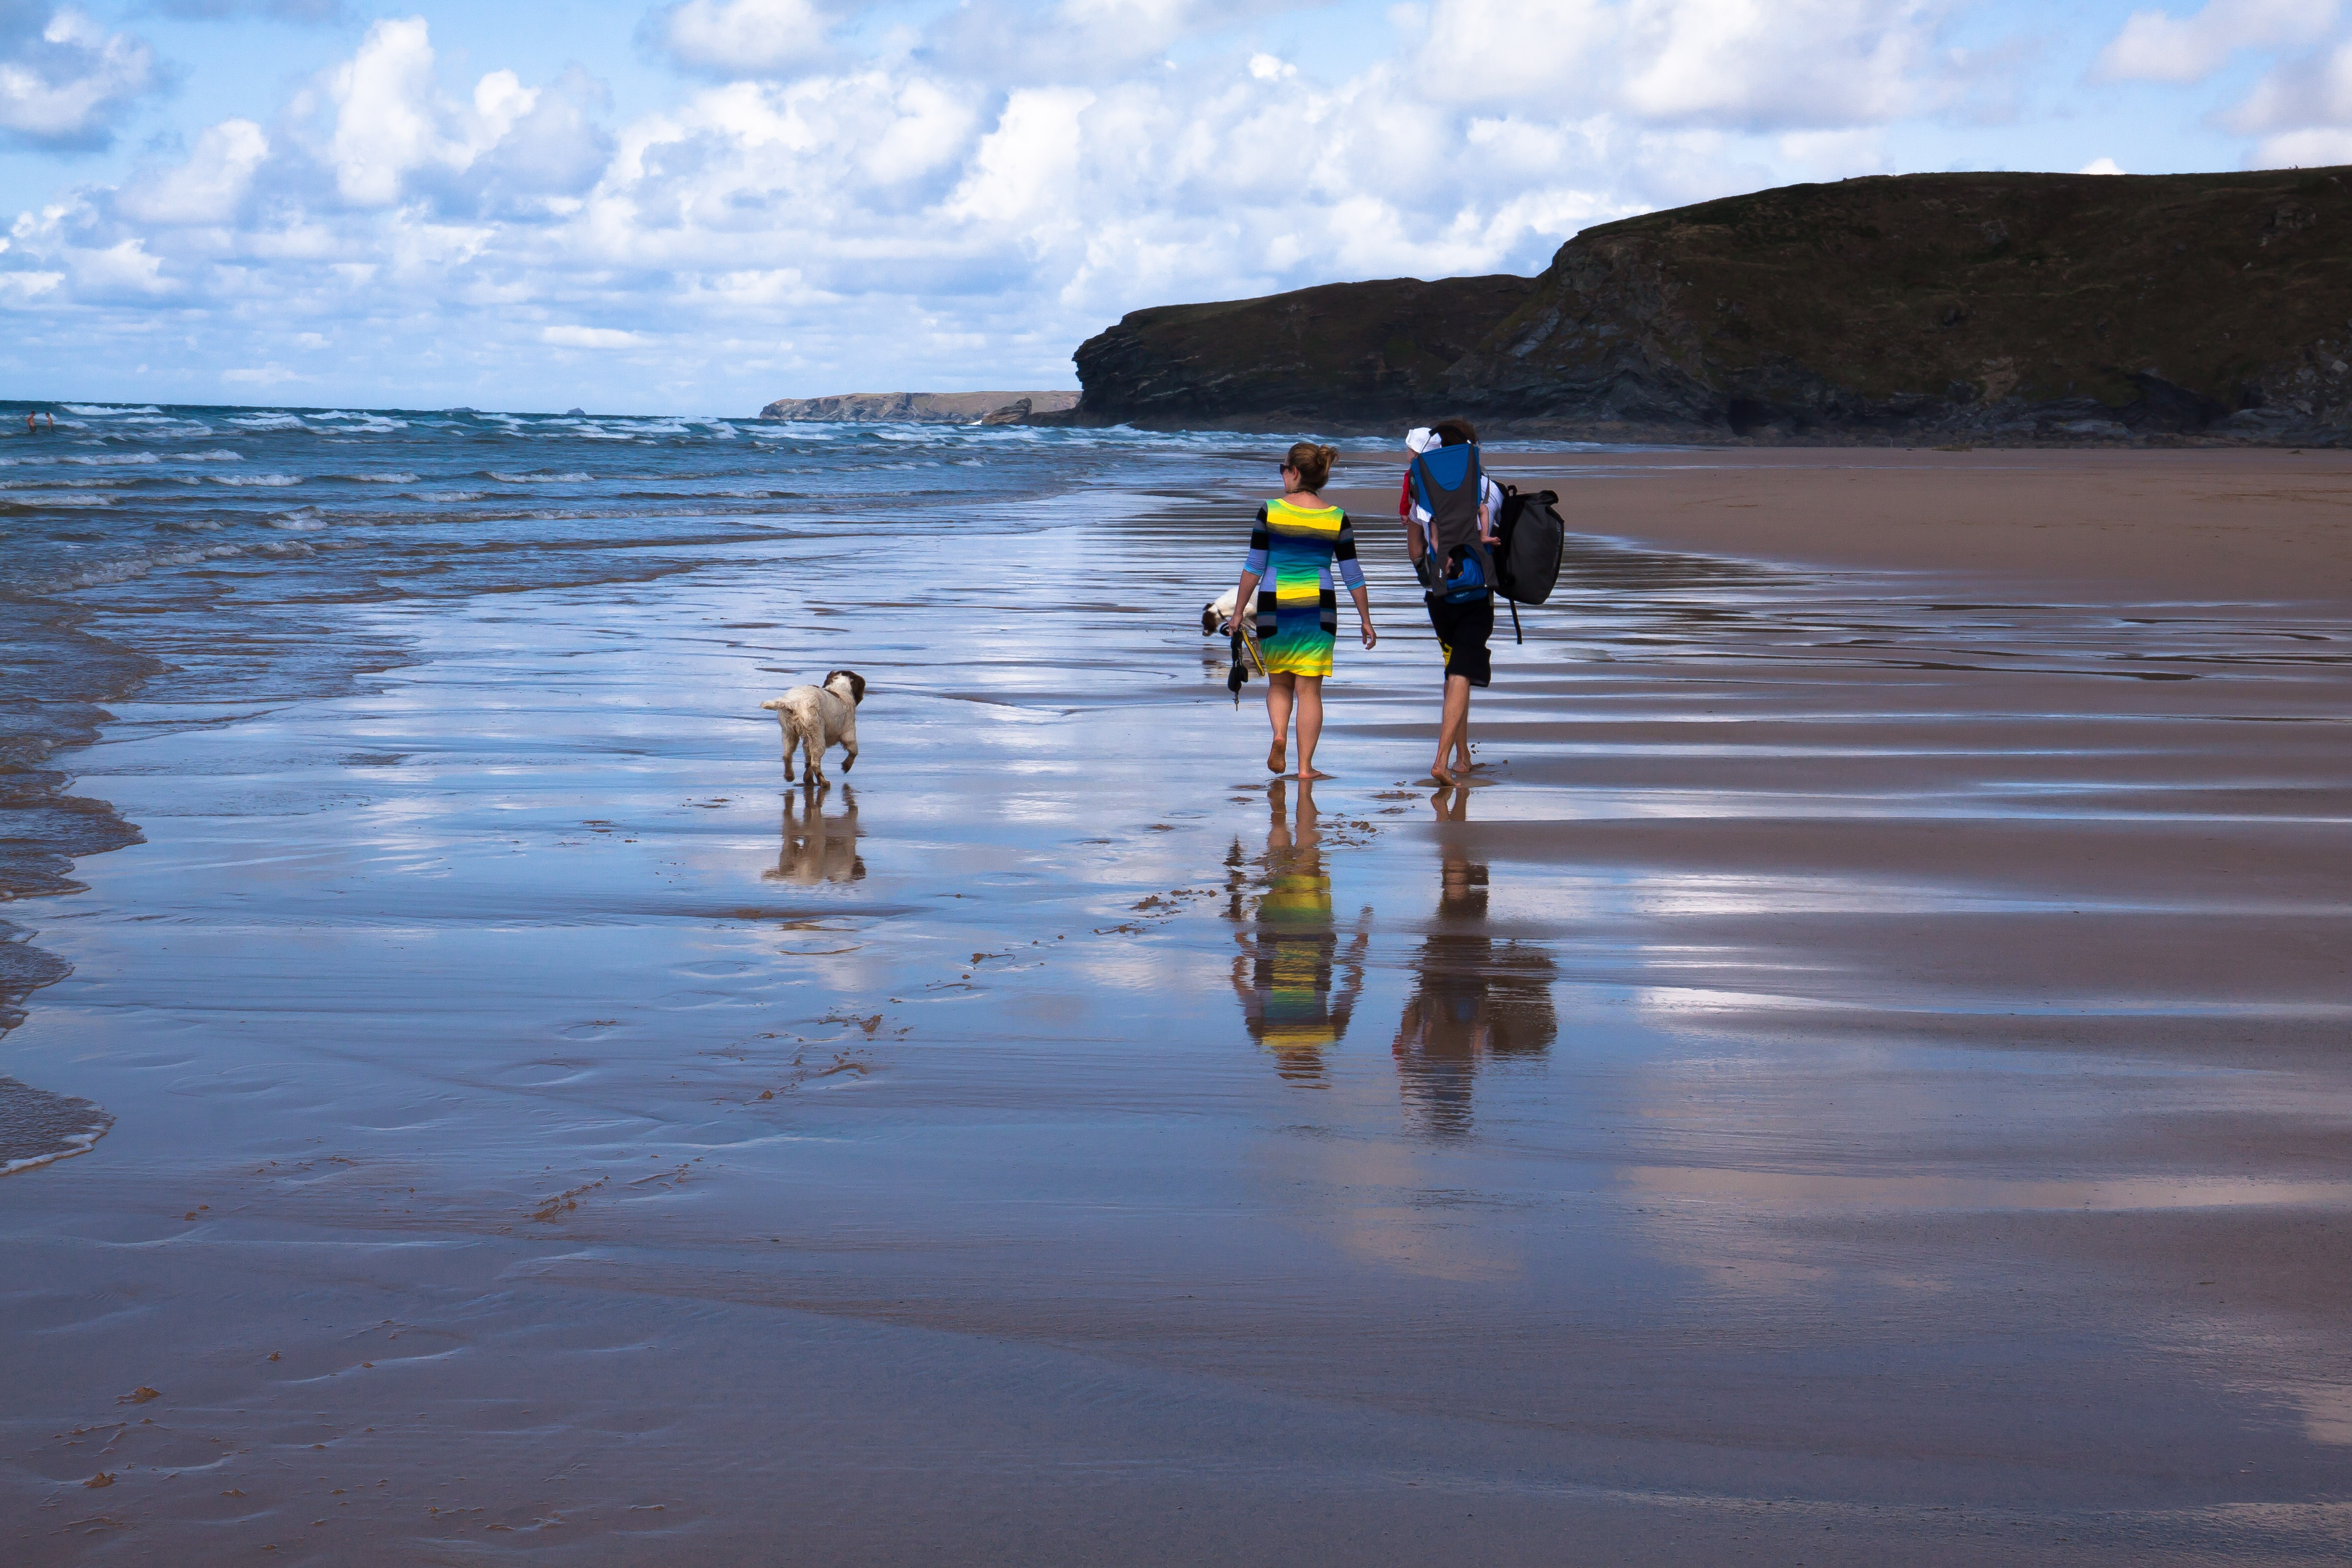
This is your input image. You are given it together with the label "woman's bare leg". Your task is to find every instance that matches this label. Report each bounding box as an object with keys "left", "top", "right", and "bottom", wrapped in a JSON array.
[
  {"left": 1294, "top": 677, "right": 1328, "bottom": 779},
  {"left": 1266, "top": 673, "right": 1294, "bottom": 773}
]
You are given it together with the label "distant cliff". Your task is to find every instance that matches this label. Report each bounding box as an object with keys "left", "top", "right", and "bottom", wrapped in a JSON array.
[
  {"left": 1071, "top": 169, "right": 2352, "bottom": 443},
  {"left": 1072, "top": 276, "right": 1539, "bottom": 426},
  {"left": 759, "top": 391, "right": 1078, "bottom": 424}
]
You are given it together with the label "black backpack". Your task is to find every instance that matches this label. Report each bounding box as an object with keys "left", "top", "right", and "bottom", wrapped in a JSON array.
[{"left": 1490, "top": 484, "right": 1566, "bottom": 643}]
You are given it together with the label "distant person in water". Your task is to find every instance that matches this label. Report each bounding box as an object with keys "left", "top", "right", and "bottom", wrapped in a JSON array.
[
  {"left": 1402, "top": 418, "right": 1497, "bottom": 784},
  {"left": 1233, "top": 441, "right": 1375, "bottom": 779}
]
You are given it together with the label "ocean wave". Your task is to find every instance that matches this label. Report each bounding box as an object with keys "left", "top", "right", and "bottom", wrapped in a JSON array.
[
  {"left": 229, "top": 413, "right": 308, "bottom": 430},
  {"left": 0, "top": 491, "right": 115, "bottom": 508},
  {"left": 490, "top": 471, "right": 594, "bottom": 483},
  {"left": 62, "top": 404, "right": 162, "bottom": 416},
  {"left": 263, "top": 512, "right": 328, "bottom": 530},
  {"left": 50, "top": 542, "right": 246, "bottom": 589},
  {"left": 171, "top": 450, "right": 244, "bottom": 462},
  {"left": 208, "top": 473, "right": 301, "bottom": 487},
  {"left": 345, "top": 472, "right": 421, "bottom": 484},
  {"left": 0, "top": 451, "right": 169, "bottom": 468}
]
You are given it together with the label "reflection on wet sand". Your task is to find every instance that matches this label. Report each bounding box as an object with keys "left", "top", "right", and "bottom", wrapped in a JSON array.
[
  {"left": 1229, "top": 779, "right": 1369, "bottom": 1082},
  {"left": 763, "top": 783, "right": 864, "bottom": 884},
  {"left": 1393, "top": 784, "right": 1557, "bottom": 1137}
]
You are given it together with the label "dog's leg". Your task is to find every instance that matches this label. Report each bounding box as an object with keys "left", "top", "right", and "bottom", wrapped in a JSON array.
[{"left": 839, "top": 712, "right": 857, "bottom": 773}]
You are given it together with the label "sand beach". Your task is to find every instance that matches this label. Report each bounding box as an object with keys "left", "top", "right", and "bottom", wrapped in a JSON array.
[{"left": 3, "top": 425, "right": 2349, "bottom": 1564}]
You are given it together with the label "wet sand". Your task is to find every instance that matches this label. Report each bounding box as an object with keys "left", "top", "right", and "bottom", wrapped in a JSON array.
[{"left": 5, "top": 449, "right": 2351, "bottom": 1563}]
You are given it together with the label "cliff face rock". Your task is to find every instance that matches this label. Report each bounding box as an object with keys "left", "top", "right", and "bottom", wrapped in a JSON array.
[
  {"left": 760, "top": 391, "right": 1079, "bottom": 423},
  {"left": 1072, "top": 276, "right": 1540, "bottom": 425},
  {"left": 1073, "top": 169, "right": 2352, "bottom": 442}
]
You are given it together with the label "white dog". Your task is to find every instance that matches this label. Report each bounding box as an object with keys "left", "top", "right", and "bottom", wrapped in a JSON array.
[
  {"left": 1201, "top": 587, "right": 1239, "bottom": 636},
  {"left": 760, "top": 669, "right": 866, "bottom": 785}
]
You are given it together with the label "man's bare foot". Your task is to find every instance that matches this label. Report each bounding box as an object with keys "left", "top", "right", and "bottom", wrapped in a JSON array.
[
  {"left": 1298, "top": 766, "right": 1332, "bottom": 781},
  {"left": 1427, "top": 762, "right": 1456, "bottom": 785},
  {"left": 1268, "top": 736, "right": 1287, "bottom": 773}
]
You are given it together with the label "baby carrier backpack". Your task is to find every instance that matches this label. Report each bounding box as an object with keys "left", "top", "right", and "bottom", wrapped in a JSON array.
[
  {"left": 1490, "top": 484, "right": 1567, "bottom": 642},
  {"left": 1409, "top": 442, "right": 1494, "bottom": 605}
]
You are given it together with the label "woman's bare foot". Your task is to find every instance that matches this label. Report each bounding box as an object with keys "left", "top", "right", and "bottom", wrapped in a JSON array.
[
  {"left": 1427, "top": 761, "right": 1456, "bottom": 785},
  {"left": 1268, "top": 736, "right": 1287, "bottom": 774},
  {"left": 1298, "top": 766, "right": 1332, "bottom": 781}
]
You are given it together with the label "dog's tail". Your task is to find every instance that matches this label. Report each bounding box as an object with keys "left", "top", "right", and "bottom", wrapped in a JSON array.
[{"left": 759, "top": 697, "right": 785, "bottom": 711}]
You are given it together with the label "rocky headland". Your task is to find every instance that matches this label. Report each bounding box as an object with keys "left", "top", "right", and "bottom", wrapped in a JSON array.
[
  {"left": 759, "top": 391, "right": 1079, "bottom": 425},
  {"left": 1071, "top": 169, "right": 2352, "bottom": 444}
]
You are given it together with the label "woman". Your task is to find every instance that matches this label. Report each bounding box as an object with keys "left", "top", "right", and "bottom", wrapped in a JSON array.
[{"left": 1233, "top": 442, "right": 1376, "bottom": 780}]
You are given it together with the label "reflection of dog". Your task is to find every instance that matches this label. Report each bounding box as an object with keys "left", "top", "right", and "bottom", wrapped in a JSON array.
[
  {"left": 765, "top": 784, "right": 863, "bottom": 884},
  {"left": 759, "top": 670, "right": 866, "bottom": 784},
  {"left": 1201, "top": 587, "right": 1238, "bottom": 636}
]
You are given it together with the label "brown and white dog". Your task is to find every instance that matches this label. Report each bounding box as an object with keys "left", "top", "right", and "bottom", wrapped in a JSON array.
[
  {"left": 760, "top": 669, "right": 866, "bottom": 785},
  {"left": 1201, "top": 587, "right": 1239, "bottom": 636}
]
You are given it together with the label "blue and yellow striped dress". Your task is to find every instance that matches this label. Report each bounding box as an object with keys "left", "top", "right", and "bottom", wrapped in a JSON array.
[{"left": 1246, "top": 499, "right": 1365, "bottom": 678}]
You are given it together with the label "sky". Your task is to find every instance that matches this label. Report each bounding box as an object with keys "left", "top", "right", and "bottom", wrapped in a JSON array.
[{"left": 1, "top": 0, "right": 2348, "bottom": 415}]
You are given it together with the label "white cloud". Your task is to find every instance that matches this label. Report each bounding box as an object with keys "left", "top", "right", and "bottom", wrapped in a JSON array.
[
  {"left": 540, "top": 324, "right": 651, "bottom": 347},
  {"left": 322, "top": 16, "right": 469, "bottom": 205},
  {"left": 2079, "top": 155, "right": 2126, "bottom": 173},
  {"left": 1620, "top": 0, "right": 1939, "bottom": 128},
  {"left": 118, "top": 119, "right": 269, "bottom": 225},
  {"left": 2093, "top": 0, "right": 2335, "bottom": 85},
  {"left": 0, "top": 4, "right": 163, "bottom": 147},
  {"left": 653, "top": 0, "right": 834, "bottom": 77}
]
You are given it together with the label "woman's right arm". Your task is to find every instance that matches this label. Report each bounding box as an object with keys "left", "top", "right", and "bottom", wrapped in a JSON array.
[{"left": 1239, "top": 505, "right": 1271, "bottom": 606}]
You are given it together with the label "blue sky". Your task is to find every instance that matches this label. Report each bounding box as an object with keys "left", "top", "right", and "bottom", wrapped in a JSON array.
[{"left": 1, "top": 0, "right": 2345, "bottom": 415}]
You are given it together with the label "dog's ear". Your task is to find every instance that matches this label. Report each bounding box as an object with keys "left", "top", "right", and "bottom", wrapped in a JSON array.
[
  {"left": 846, "top": 671, "right": 866, "bottom": 705},
  {"left": 1202, "top": 604, "right": 1218, "bottom": 635}
]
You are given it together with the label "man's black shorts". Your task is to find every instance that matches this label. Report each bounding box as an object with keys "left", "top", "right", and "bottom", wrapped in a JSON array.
[{"left": 1426, "top": 594, "right": 1493, "bottom": 687}]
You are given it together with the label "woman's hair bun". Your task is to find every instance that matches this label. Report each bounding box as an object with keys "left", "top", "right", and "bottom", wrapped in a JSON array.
[{"left": 1285, "top": 441, "right": 1336, "bottom": 491}]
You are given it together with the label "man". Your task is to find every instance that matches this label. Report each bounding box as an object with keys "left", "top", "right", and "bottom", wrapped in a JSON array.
[{"left": 1401, "top": 418, "right": 1499, "bottom": 784}]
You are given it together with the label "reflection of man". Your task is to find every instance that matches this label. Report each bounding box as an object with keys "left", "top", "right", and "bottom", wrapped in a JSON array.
[
  {"left": 1230, "top": 778, "right": 1368, "bottom": 1082},
  {"left": 765, "top": 784, "right": 864, "bottom": 884},
  {"left": 1391, "top": 784, "right": 1557, "bottom": 1136}
]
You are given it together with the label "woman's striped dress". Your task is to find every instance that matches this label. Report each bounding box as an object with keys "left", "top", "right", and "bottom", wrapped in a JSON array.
[{"left": 1245, "top": 499, "right": 1364, "bottom": 678}]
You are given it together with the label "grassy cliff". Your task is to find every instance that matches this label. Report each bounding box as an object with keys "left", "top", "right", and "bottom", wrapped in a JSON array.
[{"left": 1072, "top": 169, "right": 2352, "bottom": 442}]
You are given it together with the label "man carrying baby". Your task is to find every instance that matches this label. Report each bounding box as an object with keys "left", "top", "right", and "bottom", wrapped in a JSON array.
[{"left": 1401, "top": 419, "right": 1500, "bottom": 785}]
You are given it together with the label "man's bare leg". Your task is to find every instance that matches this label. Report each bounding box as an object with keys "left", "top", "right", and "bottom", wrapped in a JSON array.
[{"left": 1430, "top": 674, "right": 1471, "bottom": 783}]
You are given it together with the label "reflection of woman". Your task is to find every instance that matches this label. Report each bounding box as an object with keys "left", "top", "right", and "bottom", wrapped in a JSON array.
[
  {"left": 1232, "top": 443, "right": 1375, "bottom": 780},
  {"left": 1231, "top": 779, "right": 1368, "bottom": 1082}
]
